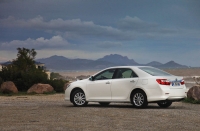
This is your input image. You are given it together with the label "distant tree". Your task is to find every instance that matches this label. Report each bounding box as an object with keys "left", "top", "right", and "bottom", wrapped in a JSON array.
[
  {"left": 47, "top": 79, "right": 68, "bottom": 93},
  {"left": 13, "top": 48, "right": 37, "bottom": 71}
]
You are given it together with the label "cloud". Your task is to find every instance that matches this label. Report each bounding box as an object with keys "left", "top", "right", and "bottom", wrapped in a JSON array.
[
  {"left": 97, "top": 41, "right": 122, "bottom": 48},
  {"left": 0, "top": 16, "right": 126, "bottom": 40},
  {"left": 0, "top": 35, "right": 69, "bottom": 50},
  {"left": 118, "top": 16, "right": 157, "bottom": 31},
  {"left": 0, "top": 15, "right": 183, "bottom": 41},
  {"left": 0, "top": 15, "right": 198, "bottom": 43},
  {"left": 118, "top": 16, "right": 180, "bottom": 36}
]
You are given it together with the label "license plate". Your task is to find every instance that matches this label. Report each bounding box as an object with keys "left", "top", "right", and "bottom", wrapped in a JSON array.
[{"left": 172, "top": 82, "right": 180, "bottom": 86}]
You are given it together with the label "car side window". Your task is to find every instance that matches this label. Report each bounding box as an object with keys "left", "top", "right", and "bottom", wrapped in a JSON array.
[
  {"left": 114, "top": 68, "right": 138, "bottom": 79},
  {"left": 94, "top": 69, "right": 115, "bottom": 81}
]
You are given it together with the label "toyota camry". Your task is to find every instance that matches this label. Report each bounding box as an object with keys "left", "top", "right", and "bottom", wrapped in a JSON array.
[{"left": 65, "top": 66, "right": 187, "bottom": 108}]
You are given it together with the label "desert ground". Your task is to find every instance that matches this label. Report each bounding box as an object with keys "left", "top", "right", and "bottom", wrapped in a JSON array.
[
  {"left": 1, "top": 68, "right": 200, "bottom": 131},
  {"left": 0, "top": 94, "right": 200, "bottom": 131}
]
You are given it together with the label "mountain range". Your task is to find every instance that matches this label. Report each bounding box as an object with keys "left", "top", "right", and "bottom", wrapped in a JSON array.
[{"left": 37, "top": 54, "right": 188, "bottom": 71}]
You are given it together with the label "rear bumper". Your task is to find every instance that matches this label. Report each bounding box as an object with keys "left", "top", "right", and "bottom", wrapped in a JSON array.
[
  {"left": 167, "top": 98, "right": 185, "bottom": 102},
  {"left": 146, "top": 85, "right": 187, "bottom": 102},
  {"left": 148, "top": 98, "right": 184, "bottom": 103}
]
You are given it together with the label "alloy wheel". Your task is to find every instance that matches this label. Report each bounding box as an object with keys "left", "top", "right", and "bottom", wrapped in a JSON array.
[
  {"left": 133, "top": 93, "right": 144, "bottom": 106},
  {"left": 74, "top": 92, "right": 86, "bottom": 106}
]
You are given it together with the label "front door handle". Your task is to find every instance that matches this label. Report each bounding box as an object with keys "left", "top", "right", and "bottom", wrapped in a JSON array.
[{"left": 106, "top": 81, "right": 110, "bottom": 84}]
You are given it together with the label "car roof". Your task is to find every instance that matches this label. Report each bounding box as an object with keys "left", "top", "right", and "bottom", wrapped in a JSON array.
[{"left": 105, "top": 66, "right": 151, "bottom": 69}]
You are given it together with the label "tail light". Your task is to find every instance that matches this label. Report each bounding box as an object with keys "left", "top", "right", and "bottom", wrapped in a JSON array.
[
  {"left": 181, "top": 80, "right": 185, "bottom": 85},
  {"left": 156, "top": 79, "right": 170, "bottom": 85}
]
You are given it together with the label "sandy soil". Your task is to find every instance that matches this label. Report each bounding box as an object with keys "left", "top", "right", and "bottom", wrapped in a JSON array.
[
  {"left": 0, "top": 94, "right": 200, "bottom": 131},
  {"left": 164, "top": 68, "right": 200, "bottom": 76}
]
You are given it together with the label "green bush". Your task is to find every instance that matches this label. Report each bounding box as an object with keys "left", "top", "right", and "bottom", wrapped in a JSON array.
[
  {"left": 0, "top": 77, "right": 3, "bottom": 86},
  {"left": 0, "top": 66, "right": 48, "bottom": 91},
  {"left": 17, "top": 69, "right": 48, "bottom": 91},
  {"left": 50, "top": 72, "right": 63, "bottom": 79},
  {"left": 0, "top": 48, "right": 49, "bottom": 91},
  {"left": 0, "top": 65, "right": 68, "bottom": 92},
  {"left": 183, "top": 98, "right": 200, "bottom": 104},
  {"left": 47, "top": 79, "right": 68, "bottom": 93},
  {"left": 0, "top": 48, "right": 70, "bottom": 93}
]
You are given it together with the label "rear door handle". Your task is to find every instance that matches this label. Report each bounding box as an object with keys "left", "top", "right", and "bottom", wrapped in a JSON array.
[
  {"left": 106, "top": 81, "right": 110, "bottom": 84},
  {"left": 130, "top": 80, "right": 135, "bottom": 83}
]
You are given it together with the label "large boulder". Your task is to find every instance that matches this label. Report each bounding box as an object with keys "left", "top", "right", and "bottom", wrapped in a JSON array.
[
  {"left": 0, "top": 81, "right": 18, "bottom": 94},
  {"left": 27, "top": 83, "right": 54, "bottom": 94},
  {"left": 187, "top": 85, "right": 200, "bottom": 101}
]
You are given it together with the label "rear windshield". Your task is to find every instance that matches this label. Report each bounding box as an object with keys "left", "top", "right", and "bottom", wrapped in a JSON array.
[{"left": 139, "top": 67, "right": 172, "bottom": 76}]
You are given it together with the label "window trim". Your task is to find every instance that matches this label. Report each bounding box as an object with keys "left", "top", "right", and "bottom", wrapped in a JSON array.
[
  {"left": 93, "top": 68, "right": 116, "bottom": 81},
  {"left": 113, "top": 68, "right": 138, "bottom": 79}
]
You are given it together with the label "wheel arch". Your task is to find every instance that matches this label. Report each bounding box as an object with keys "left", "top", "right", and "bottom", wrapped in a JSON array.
[{"left": 70, "top": 87, "right": 85, "bottom": 103}]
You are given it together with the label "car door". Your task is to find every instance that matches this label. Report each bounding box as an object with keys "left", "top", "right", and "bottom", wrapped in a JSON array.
[
  {"left": 111, "top": 68, "right": 138, "bottom": 100},
  {"left": 86, "top": 69, "right": 116, "bottom": 101}
]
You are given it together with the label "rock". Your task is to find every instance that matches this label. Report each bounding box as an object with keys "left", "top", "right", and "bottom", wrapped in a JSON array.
[
  {"left": 27, "top": 83, "right": 54, "bottom": 94},
  {"left": 0, "top": 81, "right": 18, "bottom": 94},
  {"left": 63, "top": 82, "right": 72, "bottom": 91},
  {"left": 187, "top": 85, "right": 200, "bottom": 101}
]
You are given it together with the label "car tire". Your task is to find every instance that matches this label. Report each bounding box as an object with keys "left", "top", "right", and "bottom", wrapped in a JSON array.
[
  {"left": 72, "top": 90, "right": 88, "bottom": 107},
  {"left": 99, "top": 102, "right": 110, "bottom": 106},
  {"left": 131, "top": 90, "right": 148, "bottom": 108},
  {"left": 157, "top": 101, "right": 172, "bottom": 108}
]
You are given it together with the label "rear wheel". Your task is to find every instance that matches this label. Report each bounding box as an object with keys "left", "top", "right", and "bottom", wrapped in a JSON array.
[
  {"left": 72, "top": 90, "right": 88, "bottom": 107},
  {"left": 157, "top": 101, "right": 172, "bottom": 108},
  {"left": 99, "top": 102, "right": 110, "bottom": 106},
  {"left": 131, "top": 90, "right": 148, "bottom": 108}
]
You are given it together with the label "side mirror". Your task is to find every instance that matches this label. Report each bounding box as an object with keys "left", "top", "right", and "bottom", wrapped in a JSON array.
[{"left": 89, "top": 76, "right": 94, "bottom": 81}]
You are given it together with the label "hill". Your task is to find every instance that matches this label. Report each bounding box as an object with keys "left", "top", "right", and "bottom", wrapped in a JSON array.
[
  {"left": 97, "top": 54, "right": 138, "bottom": 65},
  {"left": 37, "top": 54, "right": 188, "bottom": 71}
]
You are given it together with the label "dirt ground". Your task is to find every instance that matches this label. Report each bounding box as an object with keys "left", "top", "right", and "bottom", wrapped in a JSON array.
[
  {"left": 1, "top": 68, "right": 200, "bottom": 131},
  {"left": 0, "top": 94, "right": 200, "bottom": 131}
]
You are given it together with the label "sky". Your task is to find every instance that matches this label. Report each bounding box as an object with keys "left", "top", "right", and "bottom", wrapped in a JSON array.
[{"left": 0, "top": 0, "right": 200, "bottom": 66}]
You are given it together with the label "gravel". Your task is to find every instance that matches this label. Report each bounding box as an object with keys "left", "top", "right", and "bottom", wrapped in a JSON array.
[{"left": 0, "top": 94, "right": 200, "bottom": 131}]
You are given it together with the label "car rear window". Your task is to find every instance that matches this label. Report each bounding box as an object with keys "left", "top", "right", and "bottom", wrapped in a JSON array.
[{"left": 139, "top": 67, "right": 172, "bottom": 76}]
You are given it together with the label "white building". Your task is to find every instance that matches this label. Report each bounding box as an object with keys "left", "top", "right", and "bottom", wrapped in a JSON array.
[
  {"left": 35, "top": 62, "right": 51, "bottom": 79},
  {"left": 0, "top": 64, "right": 2, "bottom": 71}
]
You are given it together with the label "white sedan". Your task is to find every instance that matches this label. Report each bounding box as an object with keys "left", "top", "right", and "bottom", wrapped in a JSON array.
[{"left": 65, "top": 66, "right": 187, "bottom": 108}]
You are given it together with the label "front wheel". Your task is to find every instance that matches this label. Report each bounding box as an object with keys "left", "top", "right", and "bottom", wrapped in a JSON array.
[
  {"left": 131, "top": 90, "right": 148, "bottom": 108},
  {"left": 72, "top": 90, "right": 88, "bottom": 107},
  {"left": 157, "top": 101, "right": 172, "bottom": 108}
]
